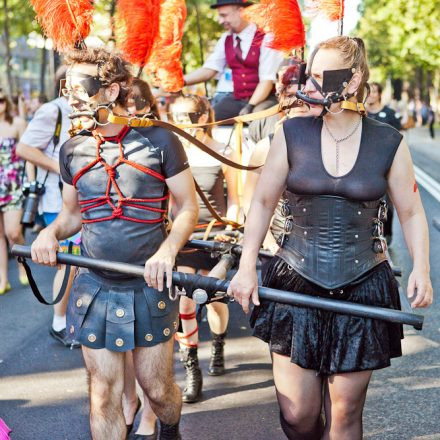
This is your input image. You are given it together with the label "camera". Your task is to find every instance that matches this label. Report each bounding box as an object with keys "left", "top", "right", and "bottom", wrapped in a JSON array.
[{"left": 21, "top": 181, "right": 45, "bottom": 227}]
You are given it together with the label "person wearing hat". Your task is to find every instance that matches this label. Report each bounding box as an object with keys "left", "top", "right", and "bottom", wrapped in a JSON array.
[{"left": 184, "top": 0, "right": 284, "bottom": 121}]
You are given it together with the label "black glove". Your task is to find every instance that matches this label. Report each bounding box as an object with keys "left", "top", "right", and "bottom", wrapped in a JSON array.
[{"left": 239, "top": 103, "right": 255, "bottom": 116}]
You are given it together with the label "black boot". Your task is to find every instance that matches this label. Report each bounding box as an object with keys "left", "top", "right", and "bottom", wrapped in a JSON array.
[
  {"left": 158, "top": 420, "right": 181, "bottom": 440},
  {"left": 208, "top": 331, "right": 226, "bottom": 376},
  {"left": 180, "top": 346, "right": 202, "bottom": 403}
]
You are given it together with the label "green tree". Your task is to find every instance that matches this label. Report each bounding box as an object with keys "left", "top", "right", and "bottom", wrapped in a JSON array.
[{"left": 357, "top": 0, "right": 440, "bottom": 100}]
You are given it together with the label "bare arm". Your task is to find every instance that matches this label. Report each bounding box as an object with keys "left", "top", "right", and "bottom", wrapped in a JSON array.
[
  {"left": 387, "top": 139, "right": 433, "bottom": 308},
  {"left": 184, "top": 68, "right": 218, "bottom": 86},
  {"left": 222, "top": 148, "right": 240, "bottom": 222},
  {"left": 16, "top": 142, "right": 60, "bottom": 174},
  {"left": 31, "top": 183, "right": 82, "bottom": 266},
  {"left": 144, "top": 168, "right": 199, "bottom": 291},
  {"left": 248, "top": 80, "right": 275, "bottom": 106},
  {"left": 228, "top": 127, "right": 289, "bottom": 312}
]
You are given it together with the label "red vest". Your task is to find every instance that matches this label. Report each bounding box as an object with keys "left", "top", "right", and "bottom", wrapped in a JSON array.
[{"left": 225, "top": 30, "right": 264, "bottom": 100}]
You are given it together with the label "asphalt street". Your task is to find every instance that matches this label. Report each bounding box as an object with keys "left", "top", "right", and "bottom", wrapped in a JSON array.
[{"left": 0, "top": 127, "right": 439, "bottom": 440}]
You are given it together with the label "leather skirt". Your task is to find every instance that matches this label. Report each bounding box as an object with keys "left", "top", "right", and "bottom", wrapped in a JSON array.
[
  {"left": 67, "top": 269, "right": 179, "bottom": 352},
  {"left": 251, "top": 257, "right": 403, "bottom": 375}
]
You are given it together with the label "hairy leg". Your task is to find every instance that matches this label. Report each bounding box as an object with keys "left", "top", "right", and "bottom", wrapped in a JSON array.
[
  {"left": 273, "top": 353, "right": 323, "bottom": 440},
  {"left": 0, "top": 214, "right": 8, "bottom": 289},
  {"left": 134, "top": 339, "right": 182, "bottom": 425},
  {"left": 323, "top": 370, "right": 372, "bottom": 440},
  {"left": 82, "top": 346, "right": 126, "bottom": 440}
]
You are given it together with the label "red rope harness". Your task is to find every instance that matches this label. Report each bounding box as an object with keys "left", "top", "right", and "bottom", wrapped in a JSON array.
[{"left": 72, "top": 126, "right": 169, "bottom": 224}]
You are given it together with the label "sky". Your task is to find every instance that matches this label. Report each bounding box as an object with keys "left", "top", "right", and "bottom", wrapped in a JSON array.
[{"left": 308, "top": 0, "right": 362, "bottom": 49}]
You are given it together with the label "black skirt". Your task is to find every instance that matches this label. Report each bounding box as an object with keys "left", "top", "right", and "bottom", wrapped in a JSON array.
[{"left": 251, "top": 257, "right": 403, "bottom": 375}]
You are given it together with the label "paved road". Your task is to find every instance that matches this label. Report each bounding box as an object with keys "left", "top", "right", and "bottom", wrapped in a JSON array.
[{"left": 0, "top": 128, "right": 439, "bottom": 440}]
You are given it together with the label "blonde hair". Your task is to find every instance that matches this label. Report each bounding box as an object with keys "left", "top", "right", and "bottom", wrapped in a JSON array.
[
  {"left": 172, "top": 95, "right": 215, "bottom": 136},
  {"left": 317, "top": 36, "right": 369, "bottom": 102}
]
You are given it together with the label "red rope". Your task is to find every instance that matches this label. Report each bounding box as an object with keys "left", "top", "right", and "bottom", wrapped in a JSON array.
[{"left": 72, "top": 127, "right": 169, "bottom": 224}]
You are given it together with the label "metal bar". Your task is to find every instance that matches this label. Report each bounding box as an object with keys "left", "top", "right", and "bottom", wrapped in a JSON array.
[
  {"left": 185, "top": 239, "right": 273, "bottom": 259},
  {"left": 11, "top": 245, "right": 423, "bottom": 330}
]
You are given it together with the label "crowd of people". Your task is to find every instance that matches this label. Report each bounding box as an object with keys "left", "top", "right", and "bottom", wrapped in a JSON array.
[{"left": 0, "top": 1, "right": 436, "bottom": 439}]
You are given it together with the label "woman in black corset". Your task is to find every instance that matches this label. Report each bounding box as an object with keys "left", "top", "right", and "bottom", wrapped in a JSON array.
[
  {"left": 228, "top": 36, "right": 433, "bottom": 439},
  {"left": 169, "top": 95, "right": 240, "bottom": 403}
]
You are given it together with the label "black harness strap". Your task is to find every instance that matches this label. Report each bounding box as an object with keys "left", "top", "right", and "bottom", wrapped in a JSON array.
[{"left": 18, "top": 241, "right": 74, "bottom": 305}]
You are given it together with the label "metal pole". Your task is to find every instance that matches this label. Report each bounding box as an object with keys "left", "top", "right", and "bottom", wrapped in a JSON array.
[{"left": 11, "top": 245, "right": 424, "bottom": 330}]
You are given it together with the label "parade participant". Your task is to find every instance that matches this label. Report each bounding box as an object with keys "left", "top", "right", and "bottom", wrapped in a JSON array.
[
  {"left": 0, "top": 90, "right": 27, "bottom": 294},
  {"left": 123, "top": 78, "right": 159, "bottom": 439},
  {"left": 366, "top": 82, "right": 402, "bottom": 130},
  {"left": 170, "top": 94, "right": 240, "bottom": 403},
  {"left": 30, "top": 47, "right": 198, "bottom": 440},
  {"left": 228, "top": 36, "right": 433, "bottom": 439},
  {"left": 17, "top": 66, "right": 81, "bottom": 348},
  {"left": 183, "top": 0, "right": 284, "bottom": 120}
]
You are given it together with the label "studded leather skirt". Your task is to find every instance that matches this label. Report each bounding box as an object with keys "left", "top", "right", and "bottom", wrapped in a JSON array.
[
  {"left": 251, "top": 257, "right": 403, "bottom": 375},
  {"left": 67, "top": 269, "right": 179, "bottom": 352}
]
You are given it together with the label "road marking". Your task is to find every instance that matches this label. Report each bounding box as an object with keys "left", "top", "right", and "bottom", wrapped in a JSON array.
[{"left": 414, "top": 165, "right": 440, "bottom": 203}]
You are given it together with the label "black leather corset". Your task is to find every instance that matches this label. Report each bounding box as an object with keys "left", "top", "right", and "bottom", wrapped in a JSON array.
[{"left": 276, "top": 192, "right": 388, "bottom": 289}]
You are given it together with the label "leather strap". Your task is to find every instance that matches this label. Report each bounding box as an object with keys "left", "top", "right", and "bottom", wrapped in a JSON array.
[
  {"left": 193, "top": 179, "right": 242, "bottom": 230},
  {"left": 107, "top": 115, "right": 261, "bottom": 171},
  {"left": 17, "top": 242, "right": 74, "bottom": 305},
  {"left": 341, "top": 100, "right": 366, "bottom": 115}
]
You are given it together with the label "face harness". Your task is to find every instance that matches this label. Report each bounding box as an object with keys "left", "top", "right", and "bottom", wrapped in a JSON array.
[
  {"left": 61, "top": 71, "right": 115, "bottom": 128},
  {"left": 295, "top": 48, "right": 366, "bottom": 117}
]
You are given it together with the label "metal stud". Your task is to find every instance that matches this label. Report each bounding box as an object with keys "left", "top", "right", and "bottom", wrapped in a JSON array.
[
  {"left": 358, "top": 211, "right": 362, "bottom": 215},
  {"left": 301, "top": 258, "right": 305, "bottom": 262},
  {"left": 163, "top": 328, "right": 171, "bottom": 337},
  {"left": 173, "top": 321, "right": 178, "bottom": 330},
  {"left": 115, "top": 338, "right": 124, "bottom": 347},
  {"left": 116, "top": 308, "right": 125, "bottom": 318},
  {"left": 88, "top": 334, "right": 96, "bottom": 343},
  {"left": 145, "top": 334, "right": 153, "bottom": 342},
  {"left": 303, "top": 208, "right": 307, "bottom": 212},
  {"left": 69, "top": 325, "right": 75, "bottom": 334},
  {"left": 158, "top": 301, "right": 166, "bottom": 310},
  {"left": 76, "top": 299, "right": 83, "bottom": 307},
  {"left": 355, "top": 234, "right": 359, "bottom": 238},
  {"left": 329, "top": 291, "right": 334, "bottom": 295},
  {"left": 304, "top": 231, "right": 307, "bottom": 235},
  {"left": 355, "top": 259, "right": 359, "bottom": 264}
]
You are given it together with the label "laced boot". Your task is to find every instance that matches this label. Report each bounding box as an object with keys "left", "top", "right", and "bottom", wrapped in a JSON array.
[
  {"left": 208, "top": 331, "right": 226, "bottom": 376},
  {"left": 158, "top": 420, "right": 181, "bottom": 440},
  {"left": 180, "top": 346, "right": 202, "bottom": 403}
]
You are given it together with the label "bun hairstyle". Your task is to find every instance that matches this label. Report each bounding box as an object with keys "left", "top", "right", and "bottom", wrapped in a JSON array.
[
  {"left": 317, "top": 36, "right": 370, "bottom": 102},
  {"left": 173, "top": 94, "right": 215, "bottom": 136}
]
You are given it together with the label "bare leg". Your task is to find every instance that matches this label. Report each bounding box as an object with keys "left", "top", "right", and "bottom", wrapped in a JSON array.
[
  {"left": 122, "top": 351, "right": 139, "bottom": 425},
  {"left": 53, "top": 265, "right": 75, "bottom": 320},
  {"left": 273, "top": 353, "right": 324, "bottom": 439},
  {"left": 177, "top": 266, "right": 198, "bottom": 348},
  {"left": 3, "top": 210, "right": 26, "bottom": 280},
  {"left": 136, "top": 395, "right": 157, "bottom": 436},
  {"left": 82, "top": 346, "right": 126, "bottom": 440},
  {"left": 0, "top": 214, "right": 9, "bottom": 291},
  {"left": 133, "top": 339, "right": 182, "bottom": 425},
  {"left": 206, "top": 301, "right": 229, "bottom": 334},
  {"left": 322, "top": 370, "right": 372, "bottom": 440}
]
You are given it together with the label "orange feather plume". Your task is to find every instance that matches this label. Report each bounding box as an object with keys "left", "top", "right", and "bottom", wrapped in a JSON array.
[
  {"left": 243, "top": 0, "right": 305, "bottom": 53},
  {"left": 29, "top": 0, "right": 94, "bottom": 51},
  {"left": 305, "top": 0, "right": 344, "bottom": 22},
  {"left": 147, "top": 0, "right": 187, "bottom": 92},
  {"left": 115, "top": 0, "right": 162, "bottom": 67}
]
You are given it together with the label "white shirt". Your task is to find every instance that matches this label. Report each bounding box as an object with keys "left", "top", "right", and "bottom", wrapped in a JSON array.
[
  {"left": 19, "top": 97, "right": 72, "bottom": 214},
  {"left": 203, "top": 23, "right": 284, "bottom": 82}
]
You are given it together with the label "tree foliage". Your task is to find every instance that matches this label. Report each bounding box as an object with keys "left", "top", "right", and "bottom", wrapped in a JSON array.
[{"left": 356, "top": 0, "right": 440, "bottom": 83}]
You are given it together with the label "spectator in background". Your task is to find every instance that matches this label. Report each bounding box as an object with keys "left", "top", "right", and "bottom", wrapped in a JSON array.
[
  {"left": 16, "top": 66, "right": 80, "bottom": 348},
  {"left": 0, "top": 90, "right": 27, "bottom": 294},
  {"left": 366, "top": 82, "right": 402, "bottom": 130},
  {"left": 427, "top": 104, "right": 435, "bottom": 139}
]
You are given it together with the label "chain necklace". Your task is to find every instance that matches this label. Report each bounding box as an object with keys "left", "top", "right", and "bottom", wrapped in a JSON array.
[{"left": 323, "top": 116, "right": 362, "bottom": 176}]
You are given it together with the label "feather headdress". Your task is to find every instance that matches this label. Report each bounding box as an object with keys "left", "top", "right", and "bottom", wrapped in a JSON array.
[
  {"left": 115, "top": 0, "right": 162, "bottom": 67},
  {"left": 305, "top": 0, "right": 344, "bottom": 22},
  {"left": 29, "top": 0, "right": 94, "bottom": 51},
  {"left": 147, "top": 0, "right": 187, "bottom": 92},
  {"left": 243, "top": 0, "right": 305, "bottom": 53}
]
